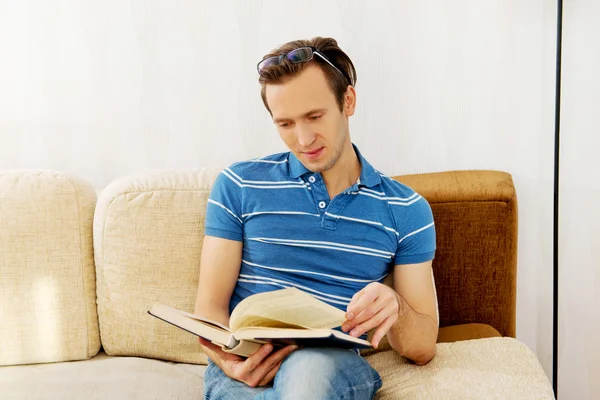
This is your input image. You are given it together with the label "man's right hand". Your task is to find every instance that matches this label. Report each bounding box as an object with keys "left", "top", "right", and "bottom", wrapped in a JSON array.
[{"left": 199, "top": 337, "right": 298, "bottom": 387}]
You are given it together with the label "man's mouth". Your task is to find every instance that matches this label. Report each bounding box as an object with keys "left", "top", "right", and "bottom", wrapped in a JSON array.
[{"left": 303, "top": 147, "right": 324, "bottom": 159}]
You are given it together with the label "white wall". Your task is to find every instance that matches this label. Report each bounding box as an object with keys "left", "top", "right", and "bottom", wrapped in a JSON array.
[
  {"left": 559, "top": 0, "right": 600, "bottom": 398},
  {"left": 0, "top": 0, "right": 556, "bottom": 380}
]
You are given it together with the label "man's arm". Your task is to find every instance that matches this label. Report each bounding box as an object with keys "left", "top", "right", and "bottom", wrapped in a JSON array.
[
  {"left": 341, "top": 260, "right": 438, "bottom": 365},
  {"left": 194, "top": 235, "right": 297, "bottom": 387},
  {"left": 387, "top": 260, "right": 438, "bottom": 365},
  {"left": 193, "top": 235, "right": 242, "bottom": 326}
]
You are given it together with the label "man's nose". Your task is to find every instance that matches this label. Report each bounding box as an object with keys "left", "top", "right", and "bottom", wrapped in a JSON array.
[{"left": 296, "top": 123, "right": 316, "bottom": 147}]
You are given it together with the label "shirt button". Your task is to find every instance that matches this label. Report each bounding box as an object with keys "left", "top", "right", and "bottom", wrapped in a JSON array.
[
  {"left": 318, "top": 201, "right": 326, "bottom": 209},
  {"left": 308, "top": 176, "right": 316, "bottom": 183}
]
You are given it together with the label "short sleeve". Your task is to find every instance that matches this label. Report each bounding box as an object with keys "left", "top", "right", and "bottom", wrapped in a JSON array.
[
  {"left": 393, "top": 195, "right": 436, "bottom": 265},
  {"left": 204, "top": 164, "right": 244, "bottom": 242}
]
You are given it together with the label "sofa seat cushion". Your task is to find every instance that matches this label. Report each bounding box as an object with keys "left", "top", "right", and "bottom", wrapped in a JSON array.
[
  {"left": 437, "top": 323, "right": 502, "bottom": 343},
  {"left": 0, "top": 351, "right": 206, "bottom": 400},
  {"left": 367, "top": 337, "right": 554, "bottom": 399},
  {"left": 1, "top": 338, "right": 553, "bottom": 399}
]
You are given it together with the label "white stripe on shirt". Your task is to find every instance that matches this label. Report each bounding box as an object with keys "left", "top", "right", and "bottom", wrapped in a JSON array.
[
  {"left": 225, "top": 168, "right": 305, "bottom": 185},
  {"left": 388, "top": 196, "right": 423, "bottom": 206},
  {"left": 207, "top": 199, "right": 242, "bottom": 224},
  {"left": 236, "top": 278, "right": 349, "bottom": 306},
  {"left": 359, "top": 188, "right": 386, "bottom": 196},
  {"left": 239, "top": 274, "right": 352, "bottom": 301},
  {"left": 245, "top": 158, "right": 288, "bottom": 164},
  {"left": 324, "top": 212, "right": 400, "bottom": 237},
  {"left": 398, "top": 222, "right": 435, "bottom": 244},
  {"left": 248, "top": 237, "right": 394, "bottom": 258},
  {"left": 242, "top": 211, "right": 320, "bottom": 218},
  {"left": 223, "top": 168, "right": 306, "bottom": 186},
  {"left": 358, "top": 190, "right": 420, "bottom": 202},
  {"left": 222, "top": 170, "right": 308, "bottom": 190},
  {"left": 242, "top": 259, "right": 389, "bottom": 283}
]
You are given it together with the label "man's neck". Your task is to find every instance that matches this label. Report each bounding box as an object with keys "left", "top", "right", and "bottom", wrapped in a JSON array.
[{"left": 321, "top": 141, "right": 361, "bottom": 199}]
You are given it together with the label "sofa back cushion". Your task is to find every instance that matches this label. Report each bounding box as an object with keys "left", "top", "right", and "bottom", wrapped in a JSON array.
[
  {"left": 0, "top": 171, "right": 100, "bottom": 366},
  {"left": 396, "top": 170, "right": 517, "bottom": 338},
  {"left": 94, "top": 169, "right": 222, "bottom": 364},
  {"left": 95, "top": 169, "right": 517, "bottom": 364}
]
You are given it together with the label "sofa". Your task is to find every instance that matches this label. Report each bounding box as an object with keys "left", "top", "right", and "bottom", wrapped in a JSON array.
[{"left": 0, "top": 168, "right": 554, "bottom": 399}]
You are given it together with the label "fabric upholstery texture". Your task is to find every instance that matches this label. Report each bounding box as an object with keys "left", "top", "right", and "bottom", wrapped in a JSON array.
[
  {"left": 395, "top": 170, "right": 518, "bottom": 338},
  {"left": 0, "top": 170, "right": 100, "bottom": 366},
  {"left": 367, "top": 337, "right": 554, "bottom": 399},
  {"left": 93, "top": 169, "right": 222, "bottom": 364},
  {"left": 436, "top": 323, "right": 502, "bottom": 343},
  {"left": 0, "top": 337, "right": 553, "bottom": 400},
  {"left": 0, "top": 351, "right": 207, "bottom": 400}
]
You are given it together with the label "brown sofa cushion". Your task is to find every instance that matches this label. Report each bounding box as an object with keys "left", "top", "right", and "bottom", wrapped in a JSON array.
[
  {"left": 437, "top": 323, "right": 501, "bottom": 343},
  {"left": 395, "top": 171, "right": 517, "bottom": 338}
]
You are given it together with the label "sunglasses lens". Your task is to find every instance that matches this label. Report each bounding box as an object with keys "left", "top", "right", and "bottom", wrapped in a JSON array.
[
  {"left": 287, "top": 47, "right": 313, "bottom": 63},
  {"left": 258, "top": 56, "right": 280, "bottom": 73}
]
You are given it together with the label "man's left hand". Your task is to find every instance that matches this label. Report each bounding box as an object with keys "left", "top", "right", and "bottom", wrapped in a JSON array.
[{"left": 341, "top": 282, "right": 403, "bottom": 348}]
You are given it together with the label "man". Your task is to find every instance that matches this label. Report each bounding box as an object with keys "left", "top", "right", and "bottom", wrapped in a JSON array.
[{"left": 195, "top": 37, "right": 438, "bottom": 399}]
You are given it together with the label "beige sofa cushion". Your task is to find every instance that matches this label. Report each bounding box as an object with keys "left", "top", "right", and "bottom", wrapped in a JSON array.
[
  {"left": 94, "top": 169, "right": 222, "bottom": 364},
  {"left": 0, "top": 170, "right": 100, "bottom": 366},
  {"left": 367, "top": 337, "right": 554, "bottom": 399},
  {"left": 0, "top": 351, "right": 206, "bottom": 400},
  {"left": 0, "top": 337, "right": 552, "bottom": 399}
]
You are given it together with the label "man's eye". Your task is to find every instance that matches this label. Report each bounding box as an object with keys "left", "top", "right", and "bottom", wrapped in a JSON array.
[
  {"left": 280, "top": 123, "right": 290, "bottom": 128},
  {"left": 310, "top": 115, "right": 322, "bottom": 121}
]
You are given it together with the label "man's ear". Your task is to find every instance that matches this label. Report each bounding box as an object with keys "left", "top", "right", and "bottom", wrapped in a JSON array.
[{"left": 344, "top": 86, "right": 357, "bottom": 117}]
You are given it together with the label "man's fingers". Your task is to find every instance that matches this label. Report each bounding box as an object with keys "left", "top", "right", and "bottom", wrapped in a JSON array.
[
  {"left": 345, "top": 288, "right": 365, "bottom": 319},
  {"left": 343, "top": 293, "right": 388, "bottom": 332},
  {"left": 243, "top": 343, "right": 274, "bottom": 373},
  {"left": 257, "top": 359, "right": 283, "bottom": 386},
  {"left": 227, "top": 343, "right": 274, "bottom": 385},
  {"left": 371, "top": 315, "right": 396, "bottom": 348},
  {"left": 349, "top": 305, "right": 393, "bottom": 338},
  {"left": 346, "top": 283, "right": 385, "bottom": 321},
  {"left": 247, "top": 345, "right": 298, "bottom": 386}
]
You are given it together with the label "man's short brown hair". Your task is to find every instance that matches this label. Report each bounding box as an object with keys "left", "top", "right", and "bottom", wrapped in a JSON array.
[{"left": 258, "top": 37, "right": 357, "bottom": 114}]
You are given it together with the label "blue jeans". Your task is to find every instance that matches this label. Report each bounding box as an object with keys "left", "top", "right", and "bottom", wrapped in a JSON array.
[{"left": 204, "top": 348, "right": 382, "bottom": 399}]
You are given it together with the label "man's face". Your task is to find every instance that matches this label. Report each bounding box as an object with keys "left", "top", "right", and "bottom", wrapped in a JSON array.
[{"left": 265, "top": 65, "right": 355, "bottom": 173}]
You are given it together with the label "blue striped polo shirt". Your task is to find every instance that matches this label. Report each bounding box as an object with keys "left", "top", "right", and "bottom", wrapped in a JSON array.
[{"left": 205, "top": 144, "right": 436, "bottom": 314}]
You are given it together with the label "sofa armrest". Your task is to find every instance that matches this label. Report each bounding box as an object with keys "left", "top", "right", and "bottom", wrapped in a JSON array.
[{"left": 393, "top": 171, "right": 518, "bottom": 338}]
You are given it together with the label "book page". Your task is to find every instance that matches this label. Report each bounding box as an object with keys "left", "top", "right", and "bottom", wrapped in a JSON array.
[
  {"left": 234, "top": 327, "right": 371, "bottom": 348},
  {"left": 229, "top": 287, "right": 346, "bottom": 332},
  {"left": 148, "top": 303, "right": 232, "bottom": 347},
  {"left": 222, "top": 340, "right": 264, "bottom": 358},
  {"left": 177, "top": 309, "right": 231, "bottom": 332}
]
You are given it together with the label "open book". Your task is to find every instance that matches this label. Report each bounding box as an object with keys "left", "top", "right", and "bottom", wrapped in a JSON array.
[{"left": 148, "top": 287, "right": 372, "bottom": 357}]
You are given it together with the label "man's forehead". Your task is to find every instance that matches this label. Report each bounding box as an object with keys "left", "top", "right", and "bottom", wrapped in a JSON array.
[{"left": 266, "top": 65, "right": 335, "bottom": 119}]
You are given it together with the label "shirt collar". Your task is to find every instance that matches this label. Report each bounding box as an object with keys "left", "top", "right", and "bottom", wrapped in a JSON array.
[{"left": 287, "top": 143, "right": 381, "bottom": 188}]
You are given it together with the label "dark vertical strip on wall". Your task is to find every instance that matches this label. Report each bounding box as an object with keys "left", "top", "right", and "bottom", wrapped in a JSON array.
[{"left": 553, "top": 0, "right": 563, "bottom": 397}]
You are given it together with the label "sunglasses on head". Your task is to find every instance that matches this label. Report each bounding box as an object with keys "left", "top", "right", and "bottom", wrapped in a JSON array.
[{"left": 257, "top": 46, "right": 349, "bottom": 85}]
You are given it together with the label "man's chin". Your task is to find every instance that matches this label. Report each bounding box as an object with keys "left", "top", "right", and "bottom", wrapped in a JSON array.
[{"left": 301, "top": 160, "right": 332, "bottom": 174}]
